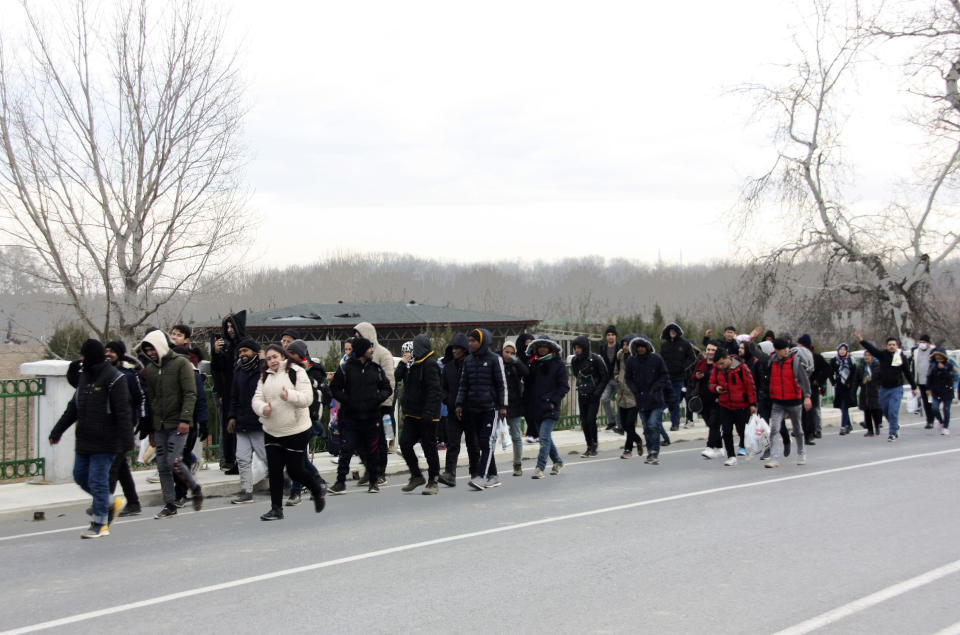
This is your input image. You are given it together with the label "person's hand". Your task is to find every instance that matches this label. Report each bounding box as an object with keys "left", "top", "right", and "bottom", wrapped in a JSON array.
[
  {"left": 280, "top": 387, "right": 289, "bottom": 401},
  {"left": 455, "top": 407, "right": 463, "bottom": 420},
  {"left": 549, "top": 402, "right": 556, "bottom": 411},
  {"left": 716, "top": 385, "right": 726, "bottom": 393},
  {"left": 177, "top": 422, "right": 189, "bottom": 435},
  {"left": 854, "top": 328, "right": 862, "bottom": 341},
  {"left": 214, "top": 337, "right": 225, "bottom": 353},
  {"left": 695, "top": 370, "right": 704, "bottom": 379},
  {"left": 705, "top": 329, "right": 713, "bottom": 337},
  {"left": 498, "top": 408, "right": 507, "bottom": 419},
  {"left": 750, "top": 405, "right": 757, "bottom": 415},
  {"left": 149, "top": 433, "right": 156, "bottom": 447},
  {"left": 803, "top": 397, "right": 812, "bottom": 411},
  {"left": 263, "top": 402, "right": 272, "bottom": 417},
  {"left": 49, "top": 436, "right": 58, "bottom": 446},
  {"left": 750, "top": 326, "right": 763, "bottom": 339},
  {"left": 227, "top": 418, "right": 236, "bottom": 434},
  {"left": 401, "top": 352, "right": 411, "bottom": 363},
  {"left": 926, "top": 390, "right": 932, "bottom": 398}
]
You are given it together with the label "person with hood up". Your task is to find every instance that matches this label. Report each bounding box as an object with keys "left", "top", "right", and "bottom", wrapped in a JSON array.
[
  {"left": 456, "top": 328, "right": 508, "bottom": 490},
  {"left": 170, "top": 344, "right": 209, "bottom": 507},
  {"left": 396, "top": 334, "right": 443, "bottom": 494},
  {"left": 329, "top": 338, "right": 393, "bottom": 494},
  {"left": 911, "top": 334, "right": 936, "bottom": 429},
  {"left": 855, "top": 329, "right": 918, "bottom": 441},
  {"left": 227, "top": 338, "right": 267, "bottom": 504},
  {"left": 140, "top": 330, "right": 203, "bottom": 518},
  {"left": 660, "top": 322, "right": 696, "bottom": 432},
  {"left": 252, "top": 344, "right": 328, "bottom": 519},
  {"left": 500, "top": 340, "right": 530, "bottom": 476},
  {"left": 625, "top": 336, "right": 669, "bottom": 465},
  {"left": 830, "top": 343, "right": 857, "bottom": 435},
  {"left": 707, "top": 348, "right": 757, "bottom": 466},
  {"left": 439, "top": 333, "right": 476, "bottom": 487},
  {"left": 615, "top": 333, "right": 642, "bottom": 459},
  {"left": 211, "top": 310, "right": 247, "bottom": 473},
  {"left": 49, "top": 339, "right": 132, "bottom": 538},
  {"left": 926, "top": 347, "right": 957, "bottom": 435},
  {"left": 515, "top": 332, "right": 538, "bottom": 443},
  {"left": 856, "top": 349, "right": 883, "bottom": 437},
  {"left": 524, "top": 335, "right": 569, "bottom": 478},
  {"left": 353, "top": 322, "right": 396, "bottom": 487},
  {"left": 599, "top": 325, "right": 621, "bottom": 433},
  {"left": 571, "top": 334, "right": 608, "bottom": 457},
  {"left": 103, "top": 340, "right": 147, "bottom": 517}
]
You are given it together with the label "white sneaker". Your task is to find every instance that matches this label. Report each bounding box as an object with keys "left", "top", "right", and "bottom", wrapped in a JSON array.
[
  {"left": 765, "top": 460, "right": 780, "bottom": 468},
  {"left": 723, "top": 456, "right": 737, "bottom": 466},
  {"left": 701, "top": 448, "right": 713, "bottom": 459},
  {"left": 702, "top": 447, "right": 723, "bottom": 460},
  {"left": 797, "top": 454, "right": 806, "bottom": 466},
  {"left": 943, "top": 428, "right": 950, "bottom": 436},
  {"left": 146, "top": 471, "right": 160, "bottom": 484}
]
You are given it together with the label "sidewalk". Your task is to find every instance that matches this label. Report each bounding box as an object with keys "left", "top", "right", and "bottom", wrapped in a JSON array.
[{"left": 0, "top": 411, "right": 844, "bottom": 517}]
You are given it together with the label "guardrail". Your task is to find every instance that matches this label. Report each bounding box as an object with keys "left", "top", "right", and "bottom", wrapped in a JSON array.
[{"left": 0, "top": 378, "right": 46, "bottom": 480}]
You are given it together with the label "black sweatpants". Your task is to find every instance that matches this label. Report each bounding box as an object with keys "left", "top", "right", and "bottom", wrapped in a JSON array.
[
  {"left": 863, "top": 408, "right": 883, "bottom": 435},
  {"left": 578, "top": 395, "right": 600, "bottom": 448},
  {"left": 710, "top": 407, "right": 751, "bottom": 458},
  {"left": 108, "top": 454, "right": 139, "bottom": 506},
  {"left": 264, "top": 429, "right": 321, "bottom": 510},
  {"left": 400, "top": 415, "right": 441, "bottom": 479},
  {"left": 466, "top": 408, "right": 497, "bottom": 478},
  {"left": 620, "top": 406, "right": 641, "bottom": 453},
  {"left": 337, "top": 418, "right": 380, "bottom": 484},
  {"left": 445, "top": 411, "right": 479, "bottom": 477}
]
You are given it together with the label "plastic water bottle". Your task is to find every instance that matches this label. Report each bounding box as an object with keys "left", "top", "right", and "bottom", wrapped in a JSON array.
[{"left": 382, "top": 413, "right": 394, "bottom": 441}]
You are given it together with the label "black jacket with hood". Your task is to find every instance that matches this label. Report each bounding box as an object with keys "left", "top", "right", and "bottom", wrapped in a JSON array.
[
  {"left": 211, "top": 310, "right": 247, "bottom": 404},
  {"left": 395, "top": 334, "right": 442, "bottom": 422},
  {"left": 441, "top": 333, "right": 469, "bottom": 419},
  {"left": 456, "top": 328, "right": 507, "bottom": 411},
  {"left": 502, "top": 340, "right": 529, "bottom": 419},
  {"left": 570, "top": 335, "right": 607, "bottom": 400},
  {"left": 525, "top": 336, "right": 570, "bottom": 424},
  {"left": 625, "top": 336, "right": 669, "bottom": 411},
  {"left": 330, "top": 354, "right": 393, "bottom": 423},
  {"left": 659, "top": 322, "right": 696, "bottom": 382},
  {"left": 50, "top": 361, "right": 134, "bottom": 454},
  {"left": 228, "top": 355, "right": 263, "bottom": 433}
]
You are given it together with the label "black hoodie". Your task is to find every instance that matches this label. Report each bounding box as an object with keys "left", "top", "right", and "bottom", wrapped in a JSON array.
[
  {"left": 396, "top": 334, "right": 442, "bottom": 421},
  {"left": 625, "top": 336, "right": 669, "bottom": 411},
  {"left": 456, "top": 328, "right": 507, "bottom": 411},
  {"left": 442, "top": 333, "right": 470, "bottom": 417},
  {"left": 659, "top": 322, "right": 696, "bottom": 382},
  {"left": 211, "top": 310, "right": 247, "bottom": 402},
  {"left": 570, "top": 335, "right": 607, "bottom": 399},
  {"left": 330, "top": 355, "right": 393, "bottom": 423}
]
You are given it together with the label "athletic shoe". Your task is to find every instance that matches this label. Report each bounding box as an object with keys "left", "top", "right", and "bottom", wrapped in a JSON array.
[
  {"left": 661, "top": 439, "right": 671, "bottom": 446},
  {"left": 367, "top": 482, "right": 380, "bottom": 494},
  {"left": 513, "top": 463, "right": 523, "bottom": 477},
  {"left": 328, "top": 481, "right": 346, "bottom": 495},
  {"left": 701, "top": 448, "right": 715, "bottom": 459},
  {"left": 531, "top": 468, "right": 545, "bottom": 479},
  {"left": 765, "top": 460, "right": 780, "bottom": 468},
  {"left": 81, "top": 522, "right": 109, "bottom": 539},
  {"left": 525, "top": 436, "right": 537, "bottom": 444},
  {"left": 925, "top": 423, "right": 934, "bottom": 430},
  {"left": 190, "top": 460, "right": 201, "bottom": 474},
  {"left": 814, "top": 431, "right": 822, "bottom": 439},
  {"left": 649, "top": 454, "right": 660, "bottom": 465},
  {"left": 604, "top": 423, "right": 616, "bottom": 431},
  {"left": 484, "top": 475, "right": 501, "bottom": 488},
  {"left": 260, "top": 508, "right": 283, "bottom": 521},
  {"left": 423, "top": 479, "right": 439, "bottom": 495},
  {"left": 402, "top": 476, "right": 427, "bottom": 492},
  {"left": 943, "top": 429, "right": 951, "bottom": 436},
  {"left": 670, "top": 425, "right": 679, "bottom": 431},
  {"left": 621, "top": 452, "right": 633, "bottom": 459},
  {"left": 644, "top": 454, "right": 652, "bottom": 464},
  {"left": 146, "top": 472, "right": 160, "bottom": 484},
  {"left": 864, "top": 432, "right": 876, "bottom": 437},
  {"left": 108, "top": 496, "right": 124, "bottom": 526},
  {"left": 551, "top": 462, "right": 564, "bottom": 475},
  {"left": 378, "top": 476, "right": 388, "bottom": 486},
  {"left": 438, "top": 472, "right": 457, "bottom": 487},
  {"left": 887, "top": 434, "right": 895, "bottom": 442},
  {"left": 614, "top": 427, "right": 624, "bottom": 435},
  {"left": 723, "top": 457, "right": 737, "bottom": 466},
  {"left": 761, "top": 448, "right": 771, "bottom": 460},
  {"left": 737, "top": 447, "right": 747, "bottom": 456},
  {"left": 314, "top": 484, "right": 327, "bottom": 512},
  {"left": 839, "top": 428, "right": 850, "bottom": 436},
  {"left": 285, "top": 493, "right": 302, "bottom": 507},
  {"left": 155, "top": 505, "right": 177, "bottom": 519},
  {"left": 231, "top": 492, "right": 254, "bottom": 504},
  {"left": 468, "top": 476, "right": 486, "bottom": 490},
  {"left": 118, "top": 503, "right": 141, "bottom": 517},
  {"left": 192, "top": 486, "right": 204, "bottom": 512},
  {"left": 224, "top": 464, "right": 239, "bottom": 475},
  {"left": 173, "top": 497, "right": 187, "bottom": 509},
  {"left": 357, "top": 472, "right": 369, "bottom": 487},
  {"left": 582, "top": 447, "right": 595, "bottom": 458},
  {"left": 797, "top": 454, "right": 807, "bottom": 465}
]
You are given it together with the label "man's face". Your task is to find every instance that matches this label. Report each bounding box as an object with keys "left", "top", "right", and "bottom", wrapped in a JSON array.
[
  {"left": 344, "top": 342, "right": 352, "bottom": 355},
  {"left": 170, "top": 329, "right": 188, "bottom": 347},
  {"left": 143, "top": 344, "right": 159, "bottom": 363},
  {"left": 776, "top": 347, "right": 789, "bottom": 359},
  {"left": 502, "top": 346, "right": 515, "bottom": 361},
  {"left": 669, "top": 329, "right": 678, "bottom": 339},
  {"left": 537, "top": 345, "right": 551, "bottom": 357},
  {"left": 863, "top": 351, "right": 873, "bottom": 363},
  {"left": 468, "top": 338, "right": 480, "bottom": 353},
  {"left": 705, "top": 344, "right": 717, "bottom": 362},
  {"left": 574, "top": 345, "right": 584, "bottom": 356},
  {"left": 281, "top": 335, "right": 294, "bottom": 347},
  {"left": 886, "top": 339, "right": 899, "bottom": 353},
  {"left": 724, "top": 329, "right": 736, "bottom": 341},
  {"left": 606, "top": 333, "right": 616, "bottom": 345},
  {"left": 452, "top": 346, "right": 466, "bottom": 360},
  {"left": 226, "top": 322, "right": 235, "bottom": 338},
  {"left": 105, "top": 349, "right": 119, "bottom": 365},
  {"left": 716, "top": 356, "right": 731, "bottom": 369},
  {"left": 237, "top": 347, "right": 256, "bottom": 363}
]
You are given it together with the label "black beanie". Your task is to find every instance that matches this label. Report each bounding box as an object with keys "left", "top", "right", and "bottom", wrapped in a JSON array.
[
  {"left": 281, "top": 328, "right": 301, "bottom": 341},
  {"left": 105, "top": 340, "right": 126, "bottom": 358},
  {"left": 236, "top": 337, "right": 261, "bottom": 353},
  {"left": 80, "top": 339, "right": 106, "bottom": 366},
  {"left": 352, "top": 337, "right": 372, "bottom": 358},
  {"left": 605, "top": 325, "right": 617, "bottom": 336}
]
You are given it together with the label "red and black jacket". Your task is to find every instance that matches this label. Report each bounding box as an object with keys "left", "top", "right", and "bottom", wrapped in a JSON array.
[{"left": 709, "top": 361, "right": 757, "bottom": 411}]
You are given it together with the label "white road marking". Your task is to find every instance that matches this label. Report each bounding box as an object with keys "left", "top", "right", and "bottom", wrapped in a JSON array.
[
  {"left": 933, "top": 620, "right": 960, "bottom": 635},
  {"left": 2, "top": 446, "right": 957, "bottom": 634},
  {"left": 773, "top": 559, "right": 960, "bottom": 635}
]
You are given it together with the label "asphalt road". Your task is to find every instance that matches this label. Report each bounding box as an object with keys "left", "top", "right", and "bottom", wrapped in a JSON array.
[{"left": 1, "top": 414, "right": 958, "bottom": 635}]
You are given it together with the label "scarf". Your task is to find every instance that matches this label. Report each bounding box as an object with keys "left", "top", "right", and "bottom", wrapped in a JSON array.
[
  {"left": 239, "top": 355, "right": 260, "bottom": 372},
  {"left": 891, "top": 350, "right": 903, "bottom": 367},
  {"left": 862, "top": 362, "right": 872, "bottom": 383},
  {"left": 837, "top": 355, "right": 852, "bottom": 384},
  {"left": 531, "top": 353, "right": 555, "bottom": 364}
]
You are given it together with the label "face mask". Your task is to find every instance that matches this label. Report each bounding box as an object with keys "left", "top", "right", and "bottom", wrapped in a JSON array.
[{"left": 919, "top": 343, "right": 928, "bottom": 351}]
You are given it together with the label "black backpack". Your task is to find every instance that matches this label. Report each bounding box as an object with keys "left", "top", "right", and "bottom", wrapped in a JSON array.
[{"left": 287, "top": 366, "right": 323, "bottom": 422}]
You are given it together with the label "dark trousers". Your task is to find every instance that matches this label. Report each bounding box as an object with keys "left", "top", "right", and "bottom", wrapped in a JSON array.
[
  {"left": 468, "top": 408, "right": 498, "bottom": 477},
  {"left": 291, "top": 438, "right": 324, "bottom": 496},
  {"left": 174, "top": 425, "right": 200, "bottom": 499},
  {"left": 710, "top": 407, "right": 751, "bottom": 458},
  {"left": 863, "top": 408, "right": 883, "bottom": 434},
  {"left": 918, "top": 385, "right": 934, "bottom": 424},
  {"left": 400, "top": 415, "right": 441, "bottom": 479},
  {"left": 218, "top": 395, "right": 236, "bottom": 466},
  {"left": 109, "top": 453, "right": 139, "bottom": 506},
  {"left": 802, "top": 391, "right": 821, "bottom": 439},
  {"left": 578, "top": 395, "right": 600, "bottom": 448},
  {"left": 337, "top": 418, "right": 380, "bottom": 484},
  {"left": 620, "top": 406, "right": 641, "bottom": 453},
  {"left": 264, "top": 429, "right": 321, "bottom": 510},
  {"left": 445, "top": 412, "right": 479, "bottom": 476}
]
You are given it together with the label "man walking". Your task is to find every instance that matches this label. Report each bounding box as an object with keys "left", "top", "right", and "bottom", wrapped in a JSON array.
[
  {"left": 911, "top": 334, "right": 936, "bottom": 429},
  {"left": 439, "top": 333, "right": 475, "bottom": 487},
  {"left": 211, "top": 311, "right": 246, "bottom": 473},
  {"left": 571, "top": 335, "right": 607, "bottom": 457},
  {"left": 765, "top": 338, "right": 812, "bottom": 468},
  {"left": 227, "top": 338, "right": 266, "bottom": 504},
  {"left": 599, "top": 325, "right": 621, "bottom": 432},
  {"left": 456, "top": 328, "right": 508, "bottom": 490},
  {"left": 625, "top": 336, "right": 669, "bottom": 465},
  {"left": 660, "top": 322, "right": 696, "bottom": 432},
  {"left": 396, "top": 334, "right": 443, "bottom": 495},
  {"left": 856, "top": 329, "right": 918, "bottom": 441},
  {"left": 103, "top": 341, "right": 146, "bottom": 516}
]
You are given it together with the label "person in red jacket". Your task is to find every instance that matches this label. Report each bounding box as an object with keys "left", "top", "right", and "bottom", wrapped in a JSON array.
[
  {"left": 707, "top": 348, "right": 757, "bottom": 466},
  {"left": 766, "top": 338, "right": 812, "bottom": 468}
]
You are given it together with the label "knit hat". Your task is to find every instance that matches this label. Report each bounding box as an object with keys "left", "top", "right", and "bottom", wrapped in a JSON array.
[
  {"left": 236, "top": 337, "right": 261, "bottom": 353},
  {"left": 919, "top": 334, "right": 931, "bottom": 343},
  {"left": 605, "top": 325, "right": 618, "bottom": 336},
  {"left": 80, "top": 339, "right": 106, "bottom": 366},
  {"left": 105, "top": 340, "right": 127, "bottom": 357},
  {"left": 281, "top": 328, "right": 301, "bottom": 341},
  {"left": 763, "top": 329, "right": 775, "bottom": 341},
  {"left": 352, "top": 337, "right": 373, "bottom": 358},
  {"left": 286, "top": 339, "right": 309, "bottom": 361},
  {"left": 798, "top": 334, "right": 813, "bottom": 348}
]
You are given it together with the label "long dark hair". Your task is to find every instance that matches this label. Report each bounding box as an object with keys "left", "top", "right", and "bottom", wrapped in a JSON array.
[{"left": 260, "top": 343, "right": 304, "bottom": 382}]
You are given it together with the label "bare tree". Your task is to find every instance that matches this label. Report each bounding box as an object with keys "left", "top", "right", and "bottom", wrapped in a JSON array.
[
  {"left": 0, "top": 0, "right": 247, "bottom": 341},
  {"left": 738, "top": 0, "right": 960, "bottom": 341}
]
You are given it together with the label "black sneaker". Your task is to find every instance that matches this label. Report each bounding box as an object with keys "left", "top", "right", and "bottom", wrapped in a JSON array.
[
  {"left": 174, "top": 496, "right": 187, "bottom": 509},
  {"left": 661, "top": 439, "right": 671, "bottom": 446},
  {"left": 224, "top": 464, "right": 239, "bottom": 475},
  {"left": 925, "top": 423, "right": 934, "bottom": 430},
  {"left": 231, "top": 492, "right": 254, "bottom": 504},
  {"left": 155, "top": 505, "right": 177, "bottom": 519},
  {"left": 438, "top": 472, "right": 457, "bottom": 487},
  {"left": 314, "top": 483, "right": 327, "bottom": 512},
  {"left": 118, "top": 502, "right": 141, "bottom": 517},
  {"left": 357, "top": 472, "right": 370, "bottom": 487},
  {"left": 329, "top": 481, "right": 346, "bottom": 495},
  {"left": 260, "top": 508, "right": 284, "bottom": 521},
  {"left": 368, "top": 482, "right": 380, "bottom": 494},
  {"left": 285, "top": 493, "right": 302, "bottom": 507},
  {"left": 192, "top": 486, "right": 204, "bottom": 512},
  {"left": 378, "top": 476, "right": 388, "bottom": 486}
]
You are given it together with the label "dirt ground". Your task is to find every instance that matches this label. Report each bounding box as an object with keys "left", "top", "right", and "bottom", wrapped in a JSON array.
[{"left": 0, "top": 343, "right": 46, "bottom": 379}]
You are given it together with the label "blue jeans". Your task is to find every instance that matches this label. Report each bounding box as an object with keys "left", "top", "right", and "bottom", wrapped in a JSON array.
[
  {"left": 536, "top": 419, "right": 562, "bottom": 470},
  {"left": 666, "top": 380, "right": 684, "bottom": 429},
  {"left": 836, "top": 393, "right": 851, "bottom": 429},
  {"left": 878, "top": 386, "right": 904, "bottom": 436},
  {"left": 931, "top": 396, "right": 951, "bottom": 428},
  {"left": 639, "top": 408, "right": 663, "bottom": 455},
  {"left": 73, "top": 452, "right": 116, "bottom": 525}
]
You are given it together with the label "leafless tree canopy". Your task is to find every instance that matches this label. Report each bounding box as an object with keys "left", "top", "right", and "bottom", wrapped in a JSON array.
[
  {"left": 737, "top": 0, "right": 960, "bottom": 341},
  {"left": 0, "top": 0, "right": 247, "bottom": 341}
]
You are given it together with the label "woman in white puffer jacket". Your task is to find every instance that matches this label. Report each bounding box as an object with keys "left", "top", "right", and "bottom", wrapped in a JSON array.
[{"left": 252, "top": 344, "right": 326, "bottom": 520}]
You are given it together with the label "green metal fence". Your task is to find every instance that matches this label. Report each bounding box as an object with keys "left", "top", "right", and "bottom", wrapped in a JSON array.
[{"left": 0, "top": 378, "right": 45, "bottom": 480}]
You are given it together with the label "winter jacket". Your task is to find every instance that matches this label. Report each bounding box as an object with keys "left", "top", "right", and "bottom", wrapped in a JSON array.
[
  {"left": 354, "top": 322, "right": 396, "bottom": 408},
  {"left": 743, "top": 341, "right": 770, "bottom": 403},
  {"left": 395, "top": 334, "right": 442, "bottom": 422},
  {"left": 228, "top": 357, "right": 263, "bottom": 433},
  {"left": 456, "top": 328, "right": 507, "bottom": 411},
  {"left": 830, "top": 347, "right": 858, "bottom": 409},
  {"left": 660, "top": 323, "right": 697, "bottom": 382},
  {"left": 252, "top": 360, "right": 314, "bottom": 438},
  {"left": 859, "top": 340, "right": 917, "bottom": 390},
  {"left": 502, "top": 349, "right": 529, "bottom": 419},
  {"left": 441, "top": 333, "right": 469, "bottom": 419},
  {"left": 524, "top": 337, "right": 569, "bottom": 424},
  {"left": 855, "top": 358, "right": 882, "bottom": 411},
  {"left": 927, "top": 349, "right": 957, "bottom": 401},
  {"left": 117, "top": 358, "right": 148, "bottom": 436},
  {"left": 330, "top": 356, "right": 393, "bottom": 423},
  {"left": 806, "top": 349, "right": 831, "bottom": 396},
  {"left": 570, "top": 335, "right": 607, "bottom": 400},
  {"left": 768, "top": 352, "right": 812, "bottom": 406},
  {"left": 625, "top": 336, "right": 669, "bottom": 411},
  {"left": 600, "top": 343, "right": 618, "bottom": 377},
  {"left": 613, "top": 334, "right": 637, "bottom": 408},
  {"left": 50, "top": 361, "right": 134, "bottom": 454},
  {"left": 210, "top": 310, "right": 247, "bottom": 401},
  {"left": 709, "top": 358, "right": 757, "bottom": 411},
  {"left": 141, "top": 330, "right": 198, "bottom": 432},
  {"left": 911, "top": 344, "right": 933, "bottom": 386}
]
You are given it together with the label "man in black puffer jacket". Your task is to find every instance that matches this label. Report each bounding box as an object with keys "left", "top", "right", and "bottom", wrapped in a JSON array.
[
  {"left": 396, "top": 334, "right": 443, "bottom": 495},
  {"left": 50, "top": 339, "right": 133, "bottom": 539},
  {"left": 625, "top": 336, "right": 669, "bottom": 465},
  {"left": 660, "top": 323, "right": 696, "bottom": 432},
  {"left": 440, "top": 333, "right": 474, "bottom": 487},
  {"left": 456, "top": 328, "right": 507, "bottom": 491},
  {"left": 571, "top": 335, "right": 608, "bottom": 457}
]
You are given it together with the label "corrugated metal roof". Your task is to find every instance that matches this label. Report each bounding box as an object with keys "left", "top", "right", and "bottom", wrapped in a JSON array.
[{"left": 225, "top": 302, "right": 535, "bottom": 328}]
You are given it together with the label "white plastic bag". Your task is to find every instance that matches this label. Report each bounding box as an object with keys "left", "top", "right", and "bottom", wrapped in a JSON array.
[
  {"left": 905, "top": 393, "right": 921, "bottom": 415},
  {"left": 744, "top": 414, "right": 770, "bottom": 457},
  {"left": 251, "top": 453, "right": 268, "bottom": 485},
  {"left": 496, "top": 417, "right": 512, "bottom": 451}
]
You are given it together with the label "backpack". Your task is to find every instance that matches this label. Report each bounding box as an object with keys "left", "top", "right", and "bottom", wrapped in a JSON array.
[
  {"left": 576, "top": 354, "right": 602, "bottom": 395},
  {"left": 287, "top": 366, "right": 322, "bottom": 422}
]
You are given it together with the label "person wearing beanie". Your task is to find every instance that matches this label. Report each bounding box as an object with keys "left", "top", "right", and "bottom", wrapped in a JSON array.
[
  {"left": 329, "top": 337, "right": 393, "bottom": 494},
  {"left": 600, "top": 326, "right": 621, "bottom": 433},
  {"left": 227, "top": 339, "right": 267, "bottom": 504},
  {"left": 910, "top": 334, "right": 936, "bottom": 429},
  {"left": 457, "top": 328, "right": 508, "bottom": 490},
  {"left": 280, "top": 329, "right": 302, "bottom": 347},
  {"left": 283, "top": 339, "right": 327, "bottom": 506},
  {"left": 855, "top": 329, "right": 918, "bottom": 441},
  {"left": 49, "top": 339, "right": 133, "bottom": 538},
  {"left": 103, "top": 341, "right": 147, "bottom": 517}
]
